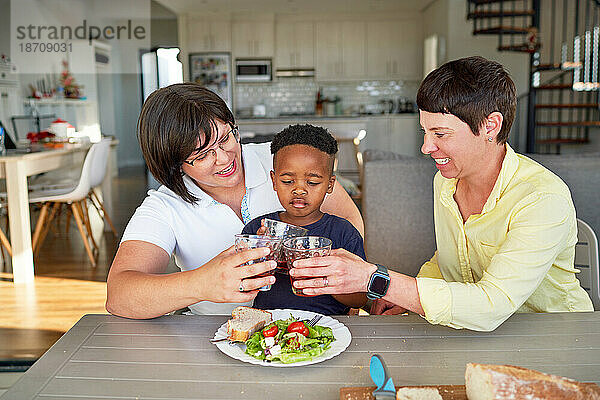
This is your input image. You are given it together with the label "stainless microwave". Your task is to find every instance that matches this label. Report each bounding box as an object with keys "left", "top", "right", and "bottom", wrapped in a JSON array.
[{"left": 235, "top": 59, "right": 272, "bottom": 82}]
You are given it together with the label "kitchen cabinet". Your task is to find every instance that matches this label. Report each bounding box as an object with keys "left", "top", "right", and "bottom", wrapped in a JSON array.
[
  {"left": 232, "top": 21, "right": 274, "bottom": 58},
  {"left": 275, "top": 21, "right": 314, "bottom": 69},
  {"left": 366, "top": 20, "right": 421, "bottom": 79},
  {"left": 364, "top": 115, "right": 420, "bottom": 157},
  {"left": 315, "top": 21, "right": 366, "bottom": 80},
  {"left": 186, "top": 17, "right": 231, "bottom": 52}
]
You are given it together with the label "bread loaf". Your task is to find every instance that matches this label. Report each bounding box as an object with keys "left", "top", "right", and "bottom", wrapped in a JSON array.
[
  {"left": 465, "top": 363, "right": 600, "bottom": 400},
  {"left": 226, "top": 306, "right": 272, "bottom": 342},
  {"left": 396, "top": 387, "right": 442, "bottom": 400}
]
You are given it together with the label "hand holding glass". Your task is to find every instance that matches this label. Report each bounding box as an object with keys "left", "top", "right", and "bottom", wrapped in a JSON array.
[
  {"left": 283, "top": 236, "right": 332, "bottom": 297},
  {"left": 234, "top": 234, "right": 280, "bottom": 291}
]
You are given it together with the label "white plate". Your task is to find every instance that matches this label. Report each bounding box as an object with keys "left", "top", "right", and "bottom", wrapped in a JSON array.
[{"left": 213, "top": 309, "right": 352, "bottom": 367}]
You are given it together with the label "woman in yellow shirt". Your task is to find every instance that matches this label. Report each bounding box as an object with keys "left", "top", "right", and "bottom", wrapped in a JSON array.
[{"left": 290, "top": 56, "right": 594, "bottom": 331}]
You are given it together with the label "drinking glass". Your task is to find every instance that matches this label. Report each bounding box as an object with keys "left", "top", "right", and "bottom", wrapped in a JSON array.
[
  {"left": 263, "top": 219, "right": 308, "bottom": 274},
  {"left": 234, "top": 234, "right": 281, "bottom": 291},
  {"left": 282, "top": 236, "right": 332, "bottom": 297}
]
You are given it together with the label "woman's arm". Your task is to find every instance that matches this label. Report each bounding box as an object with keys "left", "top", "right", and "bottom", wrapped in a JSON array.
[
  {"left": 106, "top": 240, "right": 276, "bottom": 319},
  {"left": 290, "top": 248, "right": 424, "bottom": 315},
  {"left": 321, "top": 181, "right": 364, "bottom": 237}
]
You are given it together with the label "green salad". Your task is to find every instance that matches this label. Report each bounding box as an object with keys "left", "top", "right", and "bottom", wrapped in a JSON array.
[{"left": 244, "top": 315, "right": 335, "bottom": 364}]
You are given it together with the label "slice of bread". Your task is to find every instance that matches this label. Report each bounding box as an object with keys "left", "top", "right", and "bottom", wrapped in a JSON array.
[
  {"left": 396, "top": 387, "right": 442, "bottom": 400},
  {"left": 226, "top": 306, "right": 272, "bottom": 342},
  {"left": 465, "top": 363, "right": 600, "bottom": 400}
]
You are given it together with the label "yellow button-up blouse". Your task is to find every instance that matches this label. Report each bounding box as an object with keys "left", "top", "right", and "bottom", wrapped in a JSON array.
[{"left": 416, "top": 144, "right": 594, "bottom": 331}]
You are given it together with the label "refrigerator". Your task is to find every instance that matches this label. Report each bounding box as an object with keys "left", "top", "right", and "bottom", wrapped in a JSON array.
[{"left": 188, "top": 52, "right": 233, "bottom": 110}]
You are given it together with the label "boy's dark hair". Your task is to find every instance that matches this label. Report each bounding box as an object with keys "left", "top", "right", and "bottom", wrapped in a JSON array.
[
  {"left": 271, "top": 124, "right": 338, "bottom": 172},
  {"left": 416, "top": 56, "right": 516, "bottom": 144},
  {"left": 137, "top": 83, "right": 235, "bottom": 203}
]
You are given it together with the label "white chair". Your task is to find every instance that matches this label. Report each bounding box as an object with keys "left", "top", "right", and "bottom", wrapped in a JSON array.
[
  {"left": 576, "top": 218, "right": 600, "bottom": 310},
  {"left": 29, "top": 140, "right": 111, "bottom": 266},
  {"left": 86, "top": 138, "right": 117, "bottom": 236}
]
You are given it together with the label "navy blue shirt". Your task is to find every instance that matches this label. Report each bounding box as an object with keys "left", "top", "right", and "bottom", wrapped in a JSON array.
[{"left": 242, "top": 212, "right": 365, "bottom": 315}]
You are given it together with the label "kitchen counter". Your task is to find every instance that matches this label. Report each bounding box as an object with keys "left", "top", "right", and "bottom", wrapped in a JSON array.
[{"left": 237, "top": 113, "right": 421, "bottom": 160}]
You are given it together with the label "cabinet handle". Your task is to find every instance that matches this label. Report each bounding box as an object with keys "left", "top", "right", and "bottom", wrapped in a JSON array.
[{"left": 393, "top": 60, "right": 398, "bottom": 74}]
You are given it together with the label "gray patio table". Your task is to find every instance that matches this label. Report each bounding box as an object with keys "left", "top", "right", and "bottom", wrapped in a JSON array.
[{"left": 2, "top": 312, "right": 599, "bottom": 399}]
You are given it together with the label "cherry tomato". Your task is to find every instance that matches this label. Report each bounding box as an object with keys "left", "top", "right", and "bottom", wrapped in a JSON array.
[
  {"left": 286, "top": 321, "right": 309, "bottom": 336},
  {"left": 262, "top": 325, "right": 278, "bottom": 337}
]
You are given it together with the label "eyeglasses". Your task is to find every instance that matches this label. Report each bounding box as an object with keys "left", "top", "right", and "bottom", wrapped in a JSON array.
[{"left": 183, "top": 125, "right": 240, "bottom": 166}]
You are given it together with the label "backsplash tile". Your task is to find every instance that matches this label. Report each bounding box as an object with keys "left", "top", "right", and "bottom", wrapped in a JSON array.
[{"left": 234, "top": 78, "right": 419, "bottom": 117}]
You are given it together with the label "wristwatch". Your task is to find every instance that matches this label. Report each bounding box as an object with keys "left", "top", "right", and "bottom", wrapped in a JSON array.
[{"left": 366, "top": 264, "right": 390, "bottom": 300}]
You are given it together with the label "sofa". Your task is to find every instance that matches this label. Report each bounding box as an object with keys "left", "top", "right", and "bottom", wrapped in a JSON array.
[{"left": 362, "top": 149, "right": 600, "bottom": 277}]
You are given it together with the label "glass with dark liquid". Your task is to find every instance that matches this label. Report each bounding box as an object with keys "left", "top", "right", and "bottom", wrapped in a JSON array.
[
  {"left": 234, "top": 234, "right": 282, "bottom": 291},
  {"left": 282, "top": 236, "right": 332, "bottom": 297},
  {"left": 263, "top": 219, "right": 308, "bottom": 274}
]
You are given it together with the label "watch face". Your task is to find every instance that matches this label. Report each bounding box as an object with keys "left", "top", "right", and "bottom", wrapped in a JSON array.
[{"left": 370, "top": 275, "right": 388, "bottom": 295}]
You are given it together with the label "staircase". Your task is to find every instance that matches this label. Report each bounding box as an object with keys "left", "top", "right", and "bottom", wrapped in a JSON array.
[{"left": 467, "top": 0, "right": 600, "bottom": 153}]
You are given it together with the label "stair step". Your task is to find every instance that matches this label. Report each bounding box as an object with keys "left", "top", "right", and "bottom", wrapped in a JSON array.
[
  {"left": 535, "top": 63, "right": 562, "bottom": 71},
  {"left": 536, "top": 121, "right": 600, "bottom": 127},
  {"left": 536, "top": 103, "right": 599, "bottom": 109},
  {"left": 473, "top": 26, "right": 531, "bottom": 35},
  {"left": 468, "top": 0, "right": 514, "bottom": 4},
  {"left": 468, "top": 10, "right": 535, "bottom": 19},
  {"left": 536, "top": 138, "right": 590, "bottom": 145},
  {"left": 536, "top": 84, "right": 572, "bottom": 90},
  {"left": 533, "top": 63, "right": 581, "bottom": 73},
  {"left": 498, "top": 44, "right": 538, "bottom": 53}
]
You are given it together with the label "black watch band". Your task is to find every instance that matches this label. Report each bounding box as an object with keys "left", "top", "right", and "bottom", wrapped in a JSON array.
[{"left": 366, "top": 264, "right": 390, "bottom": 300}]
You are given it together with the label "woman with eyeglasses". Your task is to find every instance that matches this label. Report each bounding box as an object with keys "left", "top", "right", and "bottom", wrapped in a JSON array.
[{"left": 105, "top": 83, "right": 363, "bottom": 318}]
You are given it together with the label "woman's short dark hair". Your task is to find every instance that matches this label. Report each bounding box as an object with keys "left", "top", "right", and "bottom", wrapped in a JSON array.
[
  {"left": 137, "top": 83, "right": 234, "bottom": 203},
  {"left": 416, "top": 56, "right": 516, "bottom": 144}
]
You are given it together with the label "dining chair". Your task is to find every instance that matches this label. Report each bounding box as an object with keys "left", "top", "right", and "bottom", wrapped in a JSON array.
[
  {"left": 86, "top": 138, "right": 117, "bottom": 236},
  {"left": 332, "top": 129, "right": 366, "bottom": 207},
  {"left": 362, "top": 150, "right": 437, "bottom": 277},
  {"left": 575, "top": 218, "right": 600, "bottom": 310},
  {"left": 28, "top": 140, "right": 110, "bottom": 266}
]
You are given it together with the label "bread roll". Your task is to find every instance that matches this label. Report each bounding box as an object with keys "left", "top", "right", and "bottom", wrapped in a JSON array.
[
  {"left": 396, "top": 387, "right": 442, "bottom": 400},
  {"left": 465, "top": 363, "right": 600, "bottom": 400},
  {"left": 226, "top": 306, "right": 272, "bottom": 342}
]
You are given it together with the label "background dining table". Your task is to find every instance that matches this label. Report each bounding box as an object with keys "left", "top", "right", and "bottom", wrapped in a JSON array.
[
  {"left": 0, "top": 140, "right": 115, "bottom": 283},
  {"left": 2, "top": 312, "right": 599, "bottom": 399}
]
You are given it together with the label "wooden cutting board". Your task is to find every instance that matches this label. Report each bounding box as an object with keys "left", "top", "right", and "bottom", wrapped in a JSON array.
[{"left": 340, "top": 385, "right": 467, "bottom": 400}]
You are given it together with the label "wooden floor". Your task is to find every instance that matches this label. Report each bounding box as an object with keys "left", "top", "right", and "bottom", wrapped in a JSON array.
[{"left": 0, "top": 166, "right": 148, "bottom": 361}]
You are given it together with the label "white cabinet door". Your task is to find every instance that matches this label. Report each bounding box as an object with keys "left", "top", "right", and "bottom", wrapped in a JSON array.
[
  {"left": 341, "top": 21, "right": 366, "bottom": 78},
  {"left": 187, "top": 18, "right": 231, "bottom": 52},
  {"left": 366, "top": 20, "right": 421, "bottom": 79},
  {"left": 275, "top": 21, "right": 314, "bottom": 69},
  {"left": 394, "top": 20, "right": 421, "bottom": 79},
  {"left": 275, "top": 22, "right": 295, "bottom": 68},
  {"left": 295, "top": 22, "right": 314, "bottom": 68},
  {"left": 388, "top": 116, "right": 420, "bottom": 156},
  {"left": 366, "top": 22, "right": 392, "bottom": 78},
  {"left": 363, "top": 118, "right": 391, "bottom": 152},
  {"left": 315, "top": 22, "right": 342, "bottom": 79},
  {"left": 233, "top": 21, "right": 274, "bottom": 57},
  {"left": 317, "top": 21, "right": 366, "bottom": 80}
]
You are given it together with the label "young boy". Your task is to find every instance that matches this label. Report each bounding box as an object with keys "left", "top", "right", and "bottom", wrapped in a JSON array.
[{"left": 242, "top": 124, "right": 366, "bottom": 315}]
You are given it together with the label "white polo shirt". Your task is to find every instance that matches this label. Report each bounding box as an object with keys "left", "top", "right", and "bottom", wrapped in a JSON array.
[{"left": 121, "top": 142, "right": 284, "bottom": 315}]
